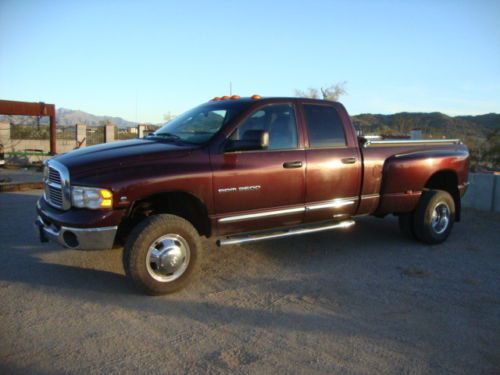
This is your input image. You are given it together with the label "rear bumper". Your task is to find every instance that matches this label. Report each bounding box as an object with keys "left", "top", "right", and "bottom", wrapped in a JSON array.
[{"left": 35, "top": 215, "right": 117, "bottom": 250}]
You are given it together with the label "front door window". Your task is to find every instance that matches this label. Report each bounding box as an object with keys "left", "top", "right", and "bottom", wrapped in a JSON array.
[{"left": 230, "top": 104, "right": 298, "bottom": 150}]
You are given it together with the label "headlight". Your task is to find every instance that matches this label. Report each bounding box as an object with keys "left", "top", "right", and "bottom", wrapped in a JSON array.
[{"left": 71, "top": 186, "right": 113, "bottom": 209}]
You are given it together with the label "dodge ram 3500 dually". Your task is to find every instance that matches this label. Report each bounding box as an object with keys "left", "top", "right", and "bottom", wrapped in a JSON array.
[{"left": 35, "top": 96, "right": 469, "bottom": 294}]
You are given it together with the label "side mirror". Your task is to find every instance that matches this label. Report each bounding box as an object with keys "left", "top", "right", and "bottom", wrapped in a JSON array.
[{"left": 225, "top": 130, "right": 269, "bottom": 152}]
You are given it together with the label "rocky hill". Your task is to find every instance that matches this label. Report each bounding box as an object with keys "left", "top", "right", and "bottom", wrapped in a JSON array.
[
  {"left": 2, "top": 108, "right": 498, "bottom": 138},
  {"left": 351, "top": 112, "right": 499, "bottom": 139},
  {"left": 56, "top": 108, "right": 137, "bottom": 128},
  {"left": 0, "top": 108, "right": 138, "bottom": 128}
]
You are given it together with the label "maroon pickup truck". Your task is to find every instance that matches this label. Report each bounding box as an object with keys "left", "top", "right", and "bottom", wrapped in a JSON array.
[{"left": 36, "top": 96, "right": 469, "bottom": 294}]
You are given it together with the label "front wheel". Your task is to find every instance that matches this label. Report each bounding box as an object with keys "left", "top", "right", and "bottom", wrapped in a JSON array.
[
  {"left": 413, "top": 189, "right": 455, "bottom": 244},
  {"left": 123, "top": 214, "right": 201, "bottom": 295}
]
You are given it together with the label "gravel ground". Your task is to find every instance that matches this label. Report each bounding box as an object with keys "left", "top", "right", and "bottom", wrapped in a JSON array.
[
  {"left": 0, "top": 168, "right": 42, "bottom": 184},
  {"left": 0, "top": 190, "right": 499, "bottom": 375}
]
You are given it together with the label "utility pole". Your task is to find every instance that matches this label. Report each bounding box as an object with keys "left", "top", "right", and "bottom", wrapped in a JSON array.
[{"left": 229, "top": 81, "right": 232, "bottom": 96}]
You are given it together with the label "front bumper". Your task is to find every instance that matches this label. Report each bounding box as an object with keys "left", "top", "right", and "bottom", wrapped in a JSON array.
[
  {"left": 35, "top": 215, "right": 117, "bottom": 250},
  {"left": 35, "top": 198, "right": 119, "bottom": 250}
]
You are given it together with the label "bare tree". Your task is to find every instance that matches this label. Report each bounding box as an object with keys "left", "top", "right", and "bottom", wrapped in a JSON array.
[
  {"left": 294, "top": 87, "right": 320, "bottom": 99},
  {"left": 295, "top": 82, "right": 347, "bottom": 101}
]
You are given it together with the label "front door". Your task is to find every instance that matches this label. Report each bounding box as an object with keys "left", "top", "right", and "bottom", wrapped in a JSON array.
[{"left": 211, "top": 103, "right": 306, "bottom": 235}]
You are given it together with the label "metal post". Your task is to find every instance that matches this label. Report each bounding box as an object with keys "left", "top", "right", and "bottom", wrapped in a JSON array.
[{"left": 49, "top": 114, "right": 56, "bottom": 155}]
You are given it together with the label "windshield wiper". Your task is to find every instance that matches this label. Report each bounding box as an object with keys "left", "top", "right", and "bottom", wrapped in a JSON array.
[
  {"left": 149, "top": 132, "right": 181, "bottom": 140},
  {"left": 147, "top": 132, "right": 199, "bottom": 145}
]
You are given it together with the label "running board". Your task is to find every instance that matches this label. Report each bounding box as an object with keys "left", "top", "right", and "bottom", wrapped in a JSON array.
[{"left": 216, "top": 220, "right": 355, "bottom": 246}]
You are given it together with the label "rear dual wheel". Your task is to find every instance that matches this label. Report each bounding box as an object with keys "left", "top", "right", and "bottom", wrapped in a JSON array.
[{"left": 399, "top": 189, "right": 455, "bottom": 244}]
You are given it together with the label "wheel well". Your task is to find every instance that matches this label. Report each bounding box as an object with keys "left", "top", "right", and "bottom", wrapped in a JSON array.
[
  {"left": 117, "top": 192, "right": 211, "bottom": 243},
  {"left": 424, "top": 170, "right": 461, "bottom": 221}
]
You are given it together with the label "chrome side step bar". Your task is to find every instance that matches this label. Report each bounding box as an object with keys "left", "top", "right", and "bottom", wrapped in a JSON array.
[{"left": 216, "top": 220, "right": 355, "bottom": 246}]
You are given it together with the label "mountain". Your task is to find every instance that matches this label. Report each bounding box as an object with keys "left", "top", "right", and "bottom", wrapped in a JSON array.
[
  {"left": 56, "top": 108, "right": 138, "bottom": 128},
  {"left": 1, "top": 107, "right": 497, "bottom": 170},
  {"left": 351, "top": 112, "right": 500, "bottom": 171},
  {"left": 0, "top": 108, "right": 138, "bottom": 128},
  {"left": 2, "top": 108, "right": 498, "bottom": 137},
  {"left": 351, "top": 112, "right": 500, "bottom": 139}
]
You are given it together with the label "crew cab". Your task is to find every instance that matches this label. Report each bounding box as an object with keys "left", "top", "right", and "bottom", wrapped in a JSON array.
[{"left": 35, "top": 96, "right": 470, "bottom": 295}]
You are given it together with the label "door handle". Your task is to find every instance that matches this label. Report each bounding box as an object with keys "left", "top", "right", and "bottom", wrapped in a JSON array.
[
  {"left": 283, "top": 161, "right": 303, "bottom": 169},
  {"left": 341, "top": 157, "right": 357, "bottom": 164}
]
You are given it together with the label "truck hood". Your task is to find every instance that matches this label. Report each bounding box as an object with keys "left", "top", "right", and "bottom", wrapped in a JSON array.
[{"left": 54, "top": 139, "right": 197, "bottom": 179}]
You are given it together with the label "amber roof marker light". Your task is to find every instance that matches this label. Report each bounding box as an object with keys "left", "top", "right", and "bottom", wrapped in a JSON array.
[{"left": 211, "top": 94, "right": 256, "bottom": 101}]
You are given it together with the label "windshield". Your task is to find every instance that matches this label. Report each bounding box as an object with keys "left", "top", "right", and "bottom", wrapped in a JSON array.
[{"left": 150, "top": 101, "right": 251, "bottom": 144}]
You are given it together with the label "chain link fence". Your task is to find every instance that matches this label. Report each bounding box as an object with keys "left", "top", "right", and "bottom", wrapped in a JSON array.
[
  {"left": 11, "top": 125, "right": 77, "bottom": 141},
  {"left": 10, "top": 124, "right": 50, "bottom": 140},
  {"left": 56, "top": 126, "right": 76, "bottom": 140},
  {"left": 86, "top": 126, "right": 105, "bottom": 145},
  {"left": 116, "top": 128, "right": 138, "bottom": 140}
]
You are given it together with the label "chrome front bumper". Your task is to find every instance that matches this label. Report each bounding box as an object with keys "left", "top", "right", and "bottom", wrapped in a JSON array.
[{"left": 35, "top": 215, "right": 117, "bottom": 250}]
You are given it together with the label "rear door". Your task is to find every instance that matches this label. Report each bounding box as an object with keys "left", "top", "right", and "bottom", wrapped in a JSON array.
[
  {"left": 211, "top": 102, "right": 306, "bottom": 235},
  {"left": 300, "top": 102, "right": 362, "bottom": 222}
]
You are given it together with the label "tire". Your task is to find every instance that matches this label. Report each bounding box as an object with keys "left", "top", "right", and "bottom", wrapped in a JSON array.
[
  {"left": 123, "top": 214, "right": 202, "bottom": 295},
  {"left": 413, "top": 189, "right": 455, "bottom": 244},
  {"left": 398, "top": 212, "right": 417, "bottom": 240}
]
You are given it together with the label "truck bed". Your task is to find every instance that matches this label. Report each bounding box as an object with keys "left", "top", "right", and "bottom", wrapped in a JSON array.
[{"left": 357, "top": 138, "right": 469, "bottom": 216}]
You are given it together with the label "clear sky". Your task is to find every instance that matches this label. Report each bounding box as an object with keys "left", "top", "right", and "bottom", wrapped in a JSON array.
[{"left": 1, "top": 0, "right": 499, "bottom": 123}]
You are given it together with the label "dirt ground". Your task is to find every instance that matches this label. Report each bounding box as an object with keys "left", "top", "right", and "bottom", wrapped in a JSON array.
[{"left": 0, "top": 190, "right": 499, "bottom": 375}]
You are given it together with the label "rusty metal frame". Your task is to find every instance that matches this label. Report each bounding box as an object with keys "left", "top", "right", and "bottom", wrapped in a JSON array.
[{"left": 0, "top": 99, "right": 57, "bottom": 155}]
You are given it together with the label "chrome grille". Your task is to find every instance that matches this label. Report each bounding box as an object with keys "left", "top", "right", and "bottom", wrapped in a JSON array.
[
  {"left": 44, "top": 160, "right": 71, "bottom": 210},
  {"left": 48, "top": 167, "right": 62, "bottom": 185},
  {"left": 48, "top": 185, "right": 63, "bottom": 206}
]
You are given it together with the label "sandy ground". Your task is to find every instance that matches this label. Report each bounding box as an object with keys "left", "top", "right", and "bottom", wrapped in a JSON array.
[{"left": 0, "top": 190, "right": 499, "bottom": 375}]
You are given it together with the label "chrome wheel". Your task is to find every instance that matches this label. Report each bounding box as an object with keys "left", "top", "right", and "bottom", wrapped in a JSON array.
[
  {"left": 146, "top": 234, "right": 190, "bottom": 282},
  {"left": 431, "top": 202, "right": 450, "bottom": 235}
]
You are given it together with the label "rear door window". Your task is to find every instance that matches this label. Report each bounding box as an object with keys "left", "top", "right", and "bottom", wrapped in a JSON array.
[{"left": 303, "top": 104, "right": 346, "bottom": 148}]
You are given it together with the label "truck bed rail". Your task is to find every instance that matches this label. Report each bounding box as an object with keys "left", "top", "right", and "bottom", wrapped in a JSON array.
[{"left": 363, "top": 139, "right": 462, "bottom": 147}]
